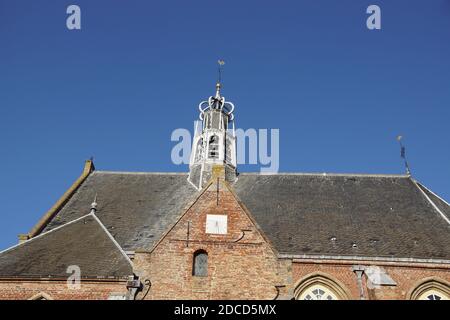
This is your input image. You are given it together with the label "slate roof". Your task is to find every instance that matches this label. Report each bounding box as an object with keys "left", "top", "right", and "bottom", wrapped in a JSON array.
[
  {"left": 42, "top": 171, "right": 198, "bottom": 251},
  {"left": 233, "top": 173, "right": 450, "bottom": 260},
  {"left": 0, "top": 213, "right": 132, "bottom": 278},
  {"left": 3, "top": 170, "right": 449, "bottom": 278}
]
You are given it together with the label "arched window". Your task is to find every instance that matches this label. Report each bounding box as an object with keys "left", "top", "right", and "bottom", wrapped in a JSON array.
[
  {"left": 208, "top": 135, "right": 219, "bottom": 159},
  {"left": 409, "top": 278, "right": 450, "bottom": 300},
  {"left": 28, "top": 292, "right": 53, "bottom": 300},
  {"left": 294, "top": 273, "right": 350, "bottom": 300},
  {"left": 192, "top": 250, "right": 208, "bottom": 277},
  {"left": 194, "top": 138, "right": 204, "bottom": 162},
  {"left": 299, "top": 284, "right": 339, "bottom": 300},
  {"left": 419, "top": 291, "right": 447, "bottom": 300},
  {"left": 225, "top": 137, "right": 232, "bottom": 163}
]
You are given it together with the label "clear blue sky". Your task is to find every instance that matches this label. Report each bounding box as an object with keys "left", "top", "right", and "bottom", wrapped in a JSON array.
[{"left": 1, "top": 0, "right": 449, "bottom": 249}]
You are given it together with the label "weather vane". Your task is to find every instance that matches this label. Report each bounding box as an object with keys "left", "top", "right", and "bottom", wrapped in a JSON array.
[
  {"left": 397, "top": 135, "right": 411, "bottom": 175},
  {"left": 217, "top": 59, "right": 225, "bottom": 84}
]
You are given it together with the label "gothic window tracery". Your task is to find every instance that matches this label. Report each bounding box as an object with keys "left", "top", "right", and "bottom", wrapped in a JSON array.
[
  {"left": 294, "top": 273, "right": 349, "bottom": 300},
  {"left": 417, "top": 289, "right": 449, "bottom": 300},
  {"left": 409, "top": 279, "right": 450, "bottom": 300},
  {"left": 298, "top": 284, "right": 339, "bottom": 300}
]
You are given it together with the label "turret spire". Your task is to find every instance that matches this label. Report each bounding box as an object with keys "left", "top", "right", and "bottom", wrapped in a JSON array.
[{"left": 187, "top": 62, "right": 237, "bottom": 190}]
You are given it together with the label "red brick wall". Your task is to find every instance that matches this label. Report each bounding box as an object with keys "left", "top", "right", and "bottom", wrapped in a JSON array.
[
  {"left": 0, "top": 279, "right": 127, "bottom": 300},
  {"left": 134, "top": 180, "right": 287, "bottom": 300},
  {"left": 1, "top": 175, "right": 448, "bottom": 300},
  {"left": 131, "top": 178, "right": 450, "bottom": 300},
  {"left": 290, "top": 260, "right": 450, "bottom": 300}
]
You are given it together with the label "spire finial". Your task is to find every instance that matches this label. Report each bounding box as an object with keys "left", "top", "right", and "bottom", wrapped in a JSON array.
[
  {"left": 397, "top": 135, "right": 411, "bottom": 175},
  {"left": 90, "top": 193, "right": 98, "bottom": 214},
  {"left": 216, "top": 59, "right": 225, "bottom": 97}
]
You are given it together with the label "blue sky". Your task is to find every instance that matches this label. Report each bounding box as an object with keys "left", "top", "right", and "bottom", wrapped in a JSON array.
[{"left": 0, "top": 0, "right": 449, "bottom": 249}]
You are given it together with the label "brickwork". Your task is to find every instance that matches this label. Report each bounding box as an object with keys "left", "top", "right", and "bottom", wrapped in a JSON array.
[
  {"left": 0, "top": 279, "right": 127, "bottom": 300},
  {"left": 1, "top": 172, "right": 449, "bottom": 300},
  {"left": 290, "top": 260, "right": 450, "bottom": 300},
  {"left": 133, "top": 179, "right": 287, "bottom": 300},
  {"left": 131, "top": 175, "right": 450, "bottom": 300}
]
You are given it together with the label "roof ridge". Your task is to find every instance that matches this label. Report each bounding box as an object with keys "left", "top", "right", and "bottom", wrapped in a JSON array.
[
  {"left": 415, "top": 181, "right": 450, "bottom": 208},
  {"left": 94, "top": 171, "right": 188, "bottom": 175},
  {"left": 412, "top": 179, "right": 450, "bottom": 225},
  {"left": 27, "top": 160, "right": 94, "bottom": 237},
  {"left": 90, "top": 213, "right": 133, "bottom": 266},
  {"left": 0, "top": 213, "right": 92, "bottom": 255},
  {"left": 93, "top": 171, "right": 410, "bottom": 178},
  {"left": 237, "top": 172, "right": 410, "bottom": 178}
]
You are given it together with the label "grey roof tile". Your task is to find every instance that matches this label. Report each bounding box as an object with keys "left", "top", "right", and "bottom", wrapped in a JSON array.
[
  {"left": 233, "top": 173, "right": 450, "bottom": 259},
  {"left": 43, "top": 171, "right": 198, "bottom": 251},
  {"left": 0, "top": 214, "right": 133, "bottom": 278},
  {"left": 21, "top": 170, "right": 450, "bottom": 266}
]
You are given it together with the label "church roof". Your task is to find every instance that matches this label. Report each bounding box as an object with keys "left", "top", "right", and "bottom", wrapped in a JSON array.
[
  {"left": 0, "top": 213, "right": 133, "bottom": 278},
  {"left": 4, "top": 170, "right": 449, "bottom": 278},
  {"left": 41, "top": 171, "right": 198, "bottom": 251},
  {"left": 233, "top": 173, "right": 450, "bottom": 260}
]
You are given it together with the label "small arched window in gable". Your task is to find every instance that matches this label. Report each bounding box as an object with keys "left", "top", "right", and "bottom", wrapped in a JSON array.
[{"left": 192, "top": 250, "right": 208, "bottom": 277}]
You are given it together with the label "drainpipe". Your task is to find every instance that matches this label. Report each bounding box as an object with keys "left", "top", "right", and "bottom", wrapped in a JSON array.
[
  {"left": 126, "top": 275, "right": 142, "bottom": 300},
  {"left": 352, "top": 265, "right": 366, "bottom": 300}
]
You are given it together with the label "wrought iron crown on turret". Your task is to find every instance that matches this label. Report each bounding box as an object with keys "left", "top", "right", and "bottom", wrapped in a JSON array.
[{"left": 188, "top": 77, "right": 237, "bottom": 190}]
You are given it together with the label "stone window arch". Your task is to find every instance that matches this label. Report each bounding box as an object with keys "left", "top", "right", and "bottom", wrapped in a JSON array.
[
  {"left": 192, "top": 250, "right": 208, "bottom": 277},
  {"left": 408, "top": 277, "right": 450, "bottom": 300},
  {"left": 294, "top": 272, "right": 350, "bottom": 300},
  {"left": 28, "top": 292, "right": 54, "bottom": 300}
]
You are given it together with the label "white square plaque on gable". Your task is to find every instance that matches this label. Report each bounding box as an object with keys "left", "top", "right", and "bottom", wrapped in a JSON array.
[{"left": 206, "top": 214, "right": 227, "bottom": 234}]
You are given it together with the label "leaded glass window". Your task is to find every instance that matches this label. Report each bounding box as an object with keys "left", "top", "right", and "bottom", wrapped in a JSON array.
[
  {"left": 299, "top": 285, "right": 339, "bottom": 300},
  {"left": 193, "top": 250, "right": 208, "bottom": 277}
]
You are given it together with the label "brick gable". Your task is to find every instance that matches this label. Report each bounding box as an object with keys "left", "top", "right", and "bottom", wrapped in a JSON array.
[{"left": 133, "top": 176, "right": 287, "bottom": 299}]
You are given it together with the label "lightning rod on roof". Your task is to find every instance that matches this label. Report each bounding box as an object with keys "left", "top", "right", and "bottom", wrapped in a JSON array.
[
  {"left": 90, "top": 193, "right": 98, "bottom": 214},
  {"left": 397, "top": 135, "right": 411, "bottom": 176}
]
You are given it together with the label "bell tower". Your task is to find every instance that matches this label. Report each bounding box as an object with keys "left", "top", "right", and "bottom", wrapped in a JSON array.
[{"left": 188, "top": 81, "right": 237, "bottom": 190}]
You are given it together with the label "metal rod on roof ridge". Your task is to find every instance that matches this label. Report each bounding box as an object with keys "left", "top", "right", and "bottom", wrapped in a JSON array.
[{"left": 397, "top": 135, "right": 411, "bottom": 175}]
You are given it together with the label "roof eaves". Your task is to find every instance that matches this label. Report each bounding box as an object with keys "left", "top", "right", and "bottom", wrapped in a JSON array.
[{"left": 278, "top": 253, "right": 450, "bottom": 265}]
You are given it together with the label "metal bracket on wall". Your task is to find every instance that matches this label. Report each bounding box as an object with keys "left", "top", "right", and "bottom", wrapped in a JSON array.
[
  {"left": 233, "top": 229, "right": 252, "bottom": 243},
  {"left": 273, "top": 285, "right": 286, "bottom": 300}
]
